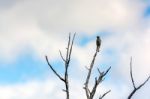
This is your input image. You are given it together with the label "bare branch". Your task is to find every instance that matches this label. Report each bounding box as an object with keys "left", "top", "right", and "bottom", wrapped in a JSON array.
[
  {"left": 128, "top": 57, "right": 150, "bottom": 99},
  {"left": 46, "top": 33, "right": 76, "bottom": 99},
  {"left": 84, "top": 36, "right": 111, "bottom": 99},
  {"left": 97, "top": 68, "right": 102, "bottom": 75},
  {"left": 66, "top": 33, "right": 71, "bottom": 64},
  {"left": 85, "top": 66, "right": 90, "bottom": 70},
  {"left": 84, "top": 51, "right": 98, "bottom": 99},
  {"left": 62, "top": 89, "right": 67, "bottom": 92},
  {"left": 137, "top": 76, "right": 150, "bottom": 90},
  {"left": 103, "top": 67, "right": 111, "bottom": 77},
  {"left": 64, "top": 33, "right": 76, "bottom": 99},
  {"left": 128, "top": 75, "right": 150, "bottom": 99},
  {"left": 90, "top": 67, "right": 111, "bottom": 99},
  {"left": 68, "top": 33, "right": 76, "bottom": 62},
  {"left": 99, "top": 90, "right": 111, "bottom": 99},
  {"left": 45, "top": 55, "right": 65, "bottom": 82},
  {"left": 130, "top": 57, "right": 136, "bottom": 89},
  {"left": 59, "top": 50, "right": 66, "bottom": 62}
]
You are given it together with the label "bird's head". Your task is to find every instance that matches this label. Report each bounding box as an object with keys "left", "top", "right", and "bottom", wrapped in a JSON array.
[{"left": 97, "top": 36, "right": 100, "bottom": 38}]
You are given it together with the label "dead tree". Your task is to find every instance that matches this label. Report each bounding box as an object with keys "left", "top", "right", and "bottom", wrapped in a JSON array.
[
  {"left": 128, "top": 57, "right": 150, "bottom": 99},
  {"left": 45, "top": 33, "right": 149, "bottom": 99},
  {"left": 45, "top": 33, "right": 76, "bottom": 99},
  {"left": 83, "top": 38, "right": 111, "bottom": 99}
]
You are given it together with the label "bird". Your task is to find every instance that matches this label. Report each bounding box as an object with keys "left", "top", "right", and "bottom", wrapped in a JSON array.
[{"left": 96, "top": 36, "right": 101, "bottom": 52}]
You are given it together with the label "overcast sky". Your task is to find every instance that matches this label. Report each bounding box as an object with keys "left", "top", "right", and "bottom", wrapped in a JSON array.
[{"left": 0, "top": 0, "right": 150, "bottom": 99}]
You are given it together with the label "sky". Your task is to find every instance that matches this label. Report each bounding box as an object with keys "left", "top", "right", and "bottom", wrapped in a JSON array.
[{"left": 0, "top": 0, "right": 150, "bottom": 99}]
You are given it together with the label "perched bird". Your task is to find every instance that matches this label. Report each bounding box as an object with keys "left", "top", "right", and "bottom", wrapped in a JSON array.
[{"left": 96, "top": 36, "right": 101, "bottom": 52}]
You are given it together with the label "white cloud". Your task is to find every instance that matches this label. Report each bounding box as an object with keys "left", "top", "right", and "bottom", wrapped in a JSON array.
[
  {"left": 0, "top": 0, "right": 147, "bottom": 61},
  {"left": 0, "top": 80, "right": 53, "bottom": 99},
  {"left": 0, "top": 78, "right": 142, "bottom": 99}
]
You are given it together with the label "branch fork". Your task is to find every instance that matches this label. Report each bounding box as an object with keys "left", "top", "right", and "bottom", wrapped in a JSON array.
[{"left": 45, "top": 33, "right": 76, "bottom": 99}]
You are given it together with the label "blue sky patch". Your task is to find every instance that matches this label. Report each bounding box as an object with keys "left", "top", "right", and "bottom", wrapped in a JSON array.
[
  {"left": 77, "top": 32, "right": 112, "bottom": 47},
  {"left": 77, "top": 36, "right": 94, "bottom": 46},
  {"left": 0, "top": 53, "right": 47, "bottom": 84},
  {"left": 144, "top": 6, "right": 150, "bottom": 17}
]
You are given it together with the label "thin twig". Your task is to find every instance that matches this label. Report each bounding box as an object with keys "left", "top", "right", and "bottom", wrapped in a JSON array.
[
  {"left": 130, "top": 57, "right": 136, "bottom": 89},
  {"left": 68, "top": 33, "right": 76, "bottom": 62},
  {"left": 99, "top": 90, "right": 111, "bottom": 99},
  {"left": 103, "top": 67, "right": 111, "bottom": 77},
  {"left": 45, "top": 56, "right": 65, "bottom": 82},
  {"left": 59, "top": 50, "right": 66, "bottom": 62},
  {"left": 66, "top": 33, "right": 71, "bottom": 64},
  {"left": 137, "top": 76, "right": 150, "bottom": 90}
]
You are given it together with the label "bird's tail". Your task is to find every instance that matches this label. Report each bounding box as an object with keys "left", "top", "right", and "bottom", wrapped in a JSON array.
[{"left": 96, "top": 47, "right": 99, "bottom": 52}]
